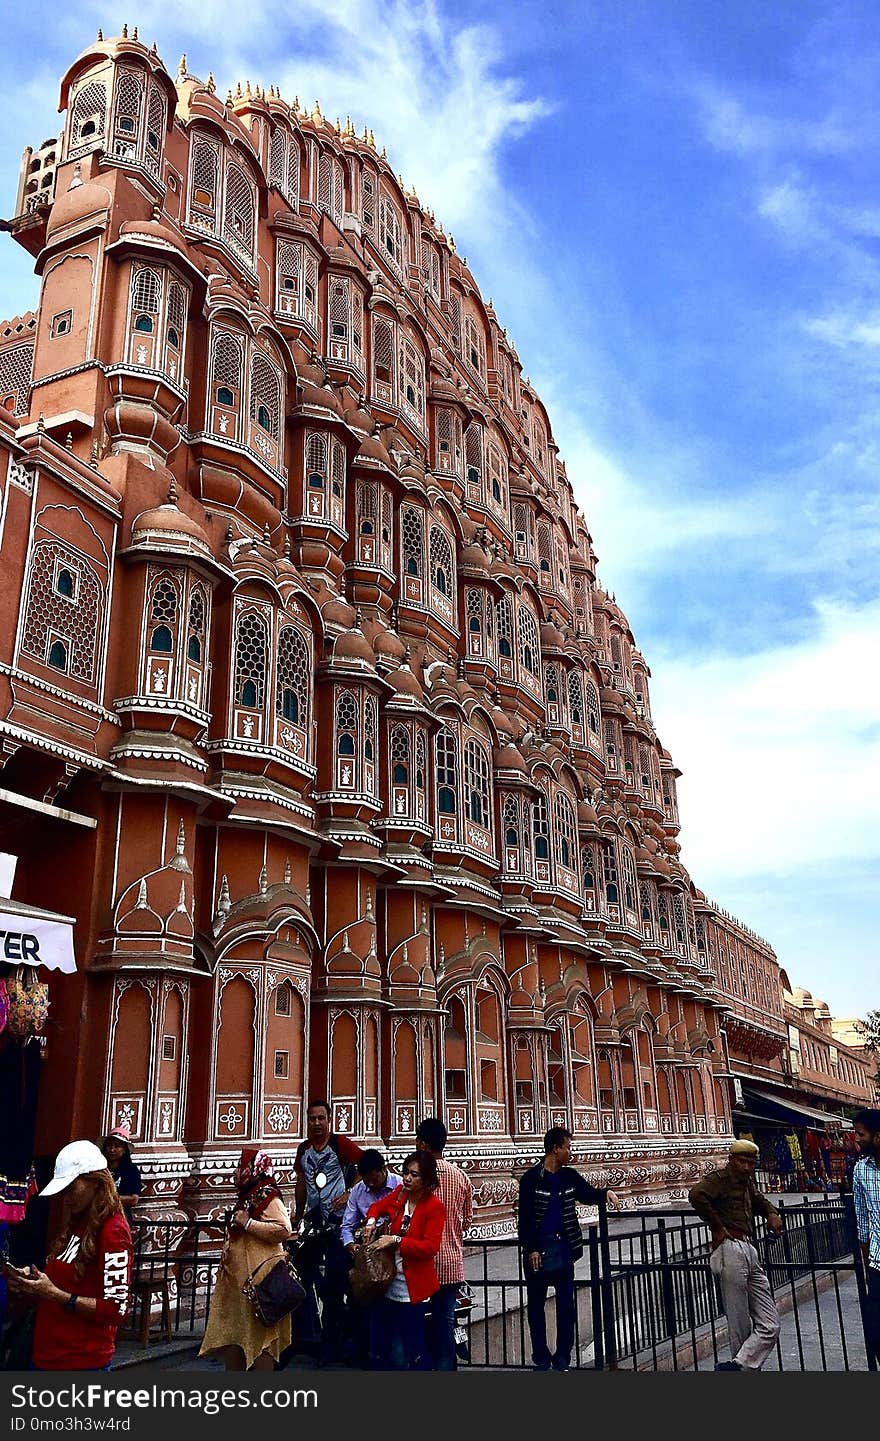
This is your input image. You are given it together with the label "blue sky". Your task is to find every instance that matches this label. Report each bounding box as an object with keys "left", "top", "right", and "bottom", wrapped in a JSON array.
[{"left": 0, "top": 1, "right": 876, "bottom": 1017}]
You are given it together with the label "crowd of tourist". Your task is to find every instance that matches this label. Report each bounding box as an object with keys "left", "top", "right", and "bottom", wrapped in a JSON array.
[{"left": 1, "top": 1105, "right": 878, "bottom": 1375}]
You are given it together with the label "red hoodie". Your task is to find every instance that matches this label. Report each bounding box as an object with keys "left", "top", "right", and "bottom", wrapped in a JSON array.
[{"left": 33, "top": 1211, "right": 132, "bottom": 1370}]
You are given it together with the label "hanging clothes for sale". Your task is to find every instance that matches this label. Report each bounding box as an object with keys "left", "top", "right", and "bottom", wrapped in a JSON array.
[
  {"left": 0, "top": 1038, "right": 42, "bottom": 1222},
  {"left": 774, "top": 1132, "right": 793, "bottom": 1175},
  {"left": 785, "top": 1132, "right": 803, "bottom": 1166}
]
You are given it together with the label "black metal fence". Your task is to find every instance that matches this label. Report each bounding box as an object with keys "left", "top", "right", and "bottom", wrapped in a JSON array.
[{"left": 125, "top": 1196, "right": 876, "bottom": 1372}]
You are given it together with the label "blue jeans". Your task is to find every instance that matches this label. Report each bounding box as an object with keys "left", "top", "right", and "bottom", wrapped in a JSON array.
[
  {"left": 526, "top": 1265, "right": 576, "bottom": 1369},
  {"left": 368, "top": 1298, "right": 428, "bottom": 1370},
  {"left": 426, "top": 1282, "right": 459, "bottom": 1371}
]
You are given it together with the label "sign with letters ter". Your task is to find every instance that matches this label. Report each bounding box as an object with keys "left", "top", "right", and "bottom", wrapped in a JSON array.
[{"left": 0, "top": 909, "right": 75, "bottom": 972}]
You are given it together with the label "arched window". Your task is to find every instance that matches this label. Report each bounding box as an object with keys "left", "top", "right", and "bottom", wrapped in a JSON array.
[
  {"left": 150, "top": 624, "right": 173, "bottom": 653},
  {"left": 465, "top": 422, "right": 483, "bottom": 493},
  {"left": 186, "top": 587, "right": 206, "bottom": 664},
  {"left": 372, "top": 315, "right": 395, "bottom": 398},
  {"left": 234, "top": 610, "right": 268, "bottom": 709},
  {"left": 554, "top": 793, "right": 577, "bottom": 876},
  {"left": 533, "top": 791, "right": 550, "bottom": 861},
  {"left": 586, "top": 680, "right": 601, "bottom": 737},
  {"left": 379, "top": 194, "right": 403, "bottom": 270},
  {"left": 502, "top": 794, "right": 520, "bottom": 851},
  {"left": 48, "top": 639, "right": 68, "bottom": 671},
  {"left": 518, "top": 605, "right": 540, "bottom": 681},
  {"left": 336, "top": 689, "right": 358, "bottom": 756},
  {"left": 464, "top": 738, "right": 491, "bottom": 829},
  {"left": 567, "top": 670, "right": 584, "bottom": 726},
  {"left": 429, "top": 526, "right": 454, "bottom": 618},
  {"left": 436, "top": 728, "right": 458, "bottom": 814},
  {"left": 496, "top": 596, "right": 514, "bottom": 659},
  {"left": 435, "top": 408, "right": 463, "bottom": 477},
  {"left": 69, "top": 81, "right": 107, "bottom": 152},
  {"left": 276, "top": 625, "right": 309, "bottom": 732},
  {"left": 55, "top": 568, "right": 74, "bottom": 598},
  {"left": 401, "top": 506, "right": 424, "bottom": 580},
  {"left": 250, "top": 351, "right": 281, "bottom": 441},
  {"left": 399, "top": 334, "right": 425, "bottom": 424},
  {"left": 364, "top": 695, "right": 377, "bottom": 763},
  {"left": 545, "top": 664, "right": 559, "bottom": 704},
  {"left": 602, "top": 841, "right": 619, "bottom": 904},
  {"left": 223, "top": 162, "right": 256, "bottom": 263},
  {"left": 537, "top": 522, "right": 553, "bottom": 575},
  {"left": 21, "top": 542, "right": 102, "bottom": 685},
  {"left": 391, "top": 725, "right": 411, "bottom": 786}
]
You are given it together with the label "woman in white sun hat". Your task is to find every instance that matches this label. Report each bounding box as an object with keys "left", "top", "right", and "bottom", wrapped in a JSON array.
[{"left": 6, "top": 1139, "right": 133, "bottom": 1370}]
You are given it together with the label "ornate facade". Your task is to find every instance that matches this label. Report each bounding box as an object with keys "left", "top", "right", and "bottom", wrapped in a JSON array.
[{"left": 0, "top": 32, "right": 869, "bottom": 1230}]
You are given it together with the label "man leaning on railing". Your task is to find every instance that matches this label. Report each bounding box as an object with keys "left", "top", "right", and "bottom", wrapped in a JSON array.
[{"left": 689, "top": 1139, "right": 783, "bottom": 1372}]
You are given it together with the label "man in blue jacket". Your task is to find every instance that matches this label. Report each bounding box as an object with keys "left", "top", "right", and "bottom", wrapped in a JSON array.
[{"left": 517, "top": 1126, "right": 618, "bottom": 1371}]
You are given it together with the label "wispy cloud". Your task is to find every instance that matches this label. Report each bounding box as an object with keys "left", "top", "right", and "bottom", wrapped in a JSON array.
[
  {"left": 696, "top": 83, "right": 852, "bottom": 159},
  {"left": 650, "top": 594, "right": 880, "bottom": 878}
]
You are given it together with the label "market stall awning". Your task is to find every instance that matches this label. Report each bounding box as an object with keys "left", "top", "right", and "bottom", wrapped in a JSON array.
[
  {"left": 737, "top": 1083, "right": 850, "bottom": 1130},
  {"left": 0, "top": 899, "right": 76, "bottom": 973}
]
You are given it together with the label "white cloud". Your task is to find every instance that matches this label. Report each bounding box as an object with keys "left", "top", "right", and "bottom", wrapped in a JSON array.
[
  {"left": 803, "top": 311, "right": 880, "bottom": 348},
  {"left": 82, "top": 0, "right": 551, "bottom": 239},
  {"left": 696, "top": 83, "right": 851, "bottom": 158},
  {"left": 649, "top": 596, "right": 880, "bottom": 880}
]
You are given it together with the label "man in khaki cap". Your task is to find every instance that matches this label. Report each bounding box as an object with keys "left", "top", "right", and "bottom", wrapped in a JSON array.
[{"left": 689, "top": 1139, "right": 783, "bottom": 1370}]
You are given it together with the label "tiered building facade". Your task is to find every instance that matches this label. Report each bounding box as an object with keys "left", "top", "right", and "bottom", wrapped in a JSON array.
[{"left": 0, "top": 32, "right": 871, "bottom": 1231}]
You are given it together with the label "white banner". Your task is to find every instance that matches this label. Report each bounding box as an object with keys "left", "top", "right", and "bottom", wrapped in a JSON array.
[{"left": 0, "top": 909, "right": 76, "bottom": 972}]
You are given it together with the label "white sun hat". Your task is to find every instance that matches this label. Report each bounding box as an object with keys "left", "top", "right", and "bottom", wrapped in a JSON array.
[{"left": 39, "top": 1140, "right": 109, "bottom": 1197}]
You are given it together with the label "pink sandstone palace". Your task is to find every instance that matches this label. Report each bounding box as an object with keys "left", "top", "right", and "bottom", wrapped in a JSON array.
[{"left": 0, "top": 30, "right": 873, "bottom": 1231}]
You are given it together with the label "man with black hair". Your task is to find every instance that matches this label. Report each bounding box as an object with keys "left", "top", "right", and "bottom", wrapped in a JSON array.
[
  {"left": 340, "top": 1150, "right": 401, "bottom": 1254},
  {"left": 853, "top": 1108, "right": 880, "bottom": 1364},
  {"left": 517, "top": 1127, "right": 618, "bottom": 1372},
  {"left": 293, "top": 1100, "right": 363, "bottom": 1365},
  {"left": 416, "top": 1115, "right": 474, "bottom": 1369}
]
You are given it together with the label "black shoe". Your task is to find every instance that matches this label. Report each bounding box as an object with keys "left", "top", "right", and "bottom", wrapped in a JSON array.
[
  {"left": 532, "top": 1360, "right": 552, "bottom": 1371},
  {"left": 714, "top": 1361, "right": 743, "bottom": 1371},
  {"left": 552, "top": 1361, "right": 571, "bottom": 1371}
]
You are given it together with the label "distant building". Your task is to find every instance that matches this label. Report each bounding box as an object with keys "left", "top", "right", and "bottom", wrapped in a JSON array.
[{"left": 0, "top": 30, "right": 871, "bottom": 1229}]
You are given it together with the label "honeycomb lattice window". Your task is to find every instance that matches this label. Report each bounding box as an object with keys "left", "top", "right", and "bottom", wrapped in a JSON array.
[
  {"left": 336, "top": 689, "right": 358, "bottom": 755},
  {"left": 532, "top": 790, "right": 550, "bottom": 861},
  {"left": 113, "top": 69, "right": 143, "bottom": 149},
  {"left": 436, "top": 727, "right": 458, "bottom": 814},
  {"left": 190, "top": 134, "right": 219, "bottom": 216},
  {"left": 357, "top": 480, "right": 377, "bottom": 533},
  {"left": 0, "top": 343, "right": 33, "bottom": 417},
  {"left": 275, "top": 624, "right": 309, "bottom": 726},
  {"left": 145, "top": 85, "right": 166, "bottom": 172},
  {"left": 429, "top": 526, "right": 454, "bottom": 598},
  {"left": 586, "top": 680, "right": 600, "bottom": 734},
  {"left": 390, "top": 723, "right": 411, "bottom": 781},
  {"left": 568, "top": 669, "right": 584, "bottom": 725},
  {"left": 415, "top": 730, "right": 426, "bottom": 788},
  {"left": 212, "top": 331, "right": 243, "bottom": 390},
  {"left": 234, "top": 609, "right": 268, "bottom": 707},
  {"left": 150, "top": 576, "right": 179, "bottom": 625},
  {"left": 306, "top": 432, "right": 328, "bottom": 485},
  {"left": 373, "top": 316, "right": 395, "bottom": 385},
  {"left": 502, "top": 793, "right": 519, "bottom": 846},
  {"left": 20, "top": 542, "right": 101, "bottom": 683},
  {"left": 250, "top": 352, "right": 281, "bottom": 439},
  {"left": 223, "top": 162, "right": 256, "bottom": 262},
  {"left": 401, "top": 506, "right": 424, "bottom": 578},
  {"left": 70, "top": 81, "right": 107, "bottom": 150},
  {"left": 465, "top": 423, "right": 483, "bottom": 486},
  {"left": 496, "top": 595, "right": 513, "bottom": 657}
]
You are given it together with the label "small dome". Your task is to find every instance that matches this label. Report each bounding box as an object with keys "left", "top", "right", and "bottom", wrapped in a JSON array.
[
  {"left": 390, "top": 661, "right": 424, "bottom": 700},
  {"left": 371, "top": 624, "right": 406, "bottom": 662},
  {"left": 343, "top": 400, "right": 373, "bottom": 436},
  {"left": 494, "top": 742, "right": 527, "bottom": 772},
  {"left": 540, "top": 619, "right": 566, "bottom": 650},
  {"left": 577, "top": 801, "right": 599, "bottom": 828},
  {"left": 320, "top": 596, "right": 356, "bottom": 629},
  {"left": 131, "top": 493, "right": 211, "bottom": 554},
  {"left": 119, "top": 214, "right": 186, "bottom": 253},
  {"left": 333, "top": 628, "right": 376, "bottom": 666},
  {"left": 46, "top": 172, "right": 111, "bottom": 239},
  {"left": 297, "top": 358, "right": 343, "bottom": 417},
  {"left": 355, "top": 428, "right": 394, "bottom": 469},
  {"left": 459, "top": 540, "right": 491, "bottom": 573}
]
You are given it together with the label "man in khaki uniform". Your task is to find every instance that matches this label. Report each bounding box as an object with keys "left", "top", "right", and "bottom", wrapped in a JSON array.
[{"left": 689, "top": 1139, "right": 783, "bottom": 1370}]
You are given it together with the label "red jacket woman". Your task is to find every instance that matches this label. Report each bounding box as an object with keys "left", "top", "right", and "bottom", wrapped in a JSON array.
[
  {"left": 366, "top": 1169, "right": 445, "bottom": 1303},
  {"left": 364, "top": 1150, "right": 446, "bottom": 1369}
]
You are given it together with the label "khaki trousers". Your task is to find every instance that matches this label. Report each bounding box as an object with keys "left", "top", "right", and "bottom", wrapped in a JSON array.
[{"left": 709, "top": 1238, "right": 780, "bottom": 1370}]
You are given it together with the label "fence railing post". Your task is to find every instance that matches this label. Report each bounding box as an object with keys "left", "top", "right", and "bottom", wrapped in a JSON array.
[
  {"left": 597, "top": 1192, "right": 618, "bottom": 1369},
  {"left": 587, "top": 1224, "right": 604, "bottom": 1371},
  {"left": 657, "top": 1219, "right": 677, "bottom": 1343},
  {"left": 843, "top": 1192, "right": 877, "bottom": 1372}
]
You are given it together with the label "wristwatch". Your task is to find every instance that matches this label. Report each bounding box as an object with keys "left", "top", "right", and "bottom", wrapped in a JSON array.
[{"left": 62, "top": 1294, "right": 79, "bottom": 1313}]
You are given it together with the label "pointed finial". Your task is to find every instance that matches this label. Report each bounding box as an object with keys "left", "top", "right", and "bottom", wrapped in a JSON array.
[
  {"left": 90, "top": 438, "right": 99, "bottom": 466},
  {"left": 121, "top": 23, "right": 128, "bottom": 38},
  {"left": 132, "top": 25, "right": 138, "bottom": 39},
  {"left": 207, "top": 72, "right": 216, "bottom": 94},
  {"left": 97, "top": 28, "right": 104, "bottom": 41},
  {"left": 225, "top": 521, "right": 234, "bottom": 544},
  {"left": 283, "top": 533, "right": 291, "bottom": 559},
  {"left": 258, "top": 865, "right": 268, "bottom": 896},
  {"left": 362, "top": 126, "right": 369, "bottom": 142},
  {"left": 235, "top": 81, "right": 242, "bottom": 98},
  {"left": 167, "top": 476, "right": 178, "bottom": 505},
  {"left": 335, "top": 117, "right": 342, "bottom": 135},
  {"left": 284, "top": 857, "right": 291, "bottom": 885},
  {"left": 151, "top": 40, "right": 158, "bottom": 55},
  {"left": 178, "top": 54, "right": 187, "bottom": 77},
  {"left": 64, "top": 432, "right": 73, "bottom": 451},
  {"left": 68, "top": 162, "right": 83, "bottom": 191},
  {"left": 293, "top": 95, "right": 300, "bottom": 112},
  {"left": 176, "top": 818, "right": 185, "bottom": 854},
  {"left": 36, "top": 412, "right": 45, "bottom": 433},
  {"left": 216, "top": 874, "right": 231, "bottom": 918},
  {"left": 246, "top": 80, "right": 252, "bottom": 97},
  {"left": 226, "top": 89, "right": 233, "bottom": 106}
]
